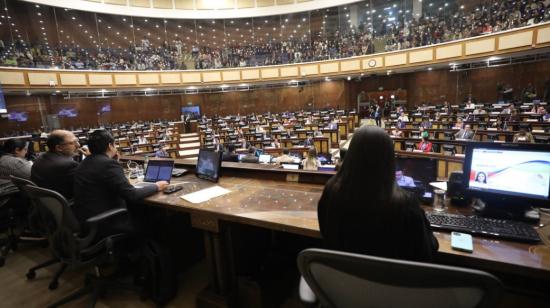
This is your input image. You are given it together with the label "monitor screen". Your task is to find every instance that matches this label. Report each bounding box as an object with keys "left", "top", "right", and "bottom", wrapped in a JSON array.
[
  {"left": 8, "top": 111, "right": 28, "bottom": 122},
  {"left": 237, "top": 154, "right": 246, "bottom": 162},
  {"left": 395, "top": 157, "right": 437, "bottom": 192},
  {"left": 196, "top": 149, "right": 222, "bottom": 182},
  {"left": 259, "top": 154, "right": 272, "bottom": 164},
  {"left": 466, "top": 146, "right": 550, "bottom": 200},
  {"left": 144, "top": 160, "right": 174, "bottom": 183},
  {"left": 100, "top": 104, "right": 111, "bottom": 113},
  {"left": 0, "top": 85, "right": 6, "bottom": 113},
  {"left": 317, "top": 153, "right": 332, "bottom": 165},
  {"left": 181, "top": 106, "right": 201, "bottom": 119},
  {"left": 58, "top": 107, "right": 78, "bottom": 118}
]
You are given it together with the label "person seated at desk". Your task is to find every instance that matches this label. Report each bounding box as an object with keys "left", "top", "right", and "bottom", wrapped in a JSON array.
[
  {"left": 397, "top": 112, "right": 409, "bottom": 122},
  {"left": 154, "top": 142, "right": 170, "bottom": 158},
  {"left": 543, "top": 108, "right": 550, "bottom": 122},
  {"left": 522, "top": 83, "right": 537, "bottom": 102},
  {"left": 241, "top": 147, "right": 259, "bottom": 164},
  {"left": 420, "top": 117, "right": 432, "bottom": 129},
  {"left": 453, "top": 118, "right": 464, "bottom": 129},
  {"left": 532, "top": 104, "right": 546, "bottom": 114},
  {"left": 271, "top": 137, "right": 281, "bottom": 148},
  {"left": 390, "top": 127, "right": 403, "bottom": 138},
  {"left": 317, "top": 126, "right": 437, "bottom": 261},
  {"left": 273, "top": 148, "right": 295, "bottom": 164},
  {"left": 0, "top": 139, "right": 32, "bottom": 193},
  {"left": 419, "top": 127, "right": 429, "bottom": 139},
  {"left": 32, "top": 130, "right": 90, "bottom": 200},
  {"left": 417, "top": 136, "right": 433, "bottom": 153},
  {"left": 222, "top": 144, "right": 239, "bottom": 162},
  {"left": 302, "top": 148, "right": 320, "bottom": 171},
  {"left": 395, "top": 119, "right": 406, "bottom": 129},
  {"left": 137, "top": 135, "right": 147, "bottom": 145},
  {"left": 491, "top": 118, "right": 505, "bottom": 130},
  {"left": 472, "top": 106, "right": 486, "bottom": 115},
  {"left": 455, "top": 124, "right": 474, "bottom": 140},
  {"left": 74, "top": 130, "right": 168, "bottom": 236},
  {"left": 304, "top": 136, "right": 314, "bottom": 147},
  {"left": 513, "top": 128, "right": 535, "bottom": 143}
]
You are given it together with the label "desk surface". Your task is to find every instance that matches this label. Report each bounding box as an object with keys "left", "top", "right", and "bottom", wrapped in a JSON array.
[{"left": 143, "top": 174, "right": 550, "bottom": 279}]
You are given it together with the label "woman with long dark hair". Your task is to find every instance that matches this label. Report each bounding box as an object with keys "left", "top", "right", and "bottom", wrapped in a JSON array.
[
  {"left": 318, "top": 126, "right": 438, "bottom": 261},
  {"left": 0, "top": 138, "right": 32, "bottom": 180}
]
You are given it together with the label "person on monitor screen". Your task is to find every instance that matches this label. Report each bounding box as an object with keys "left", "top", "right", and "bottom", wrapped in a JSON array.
[
  {"left": 318, "top": 126, "right": 438, "bottom": 261},
  {"left": 395, "top": 169, "right": 416, "bottom": 187},
  {"left": 475, "top": 172, "right": 487, "bottom": 184}
]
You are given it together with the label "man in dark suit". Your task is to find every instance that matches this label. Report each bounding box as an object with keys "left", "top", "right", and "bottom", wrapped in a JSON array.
[
  {"left": 222, "top": 144, "right": 239, "bottom": 162},
  {"left": 73, "top": 130, "right": 168, "bottom": 234},
  {"left": 31, "top": 130, "right": 89, "bottom": 199},
  {"left": 454, "top": 124, "right": 475, "bottom": 140},
  {"left": 241, "top": 147, "right": 259, "bottom": 164}
]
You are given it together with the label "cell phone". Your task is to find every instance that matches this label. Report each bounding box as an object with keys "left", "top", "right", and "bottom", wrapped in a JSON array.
[{"left": 451, "top": 232, "right": 473, "bottom": 253}]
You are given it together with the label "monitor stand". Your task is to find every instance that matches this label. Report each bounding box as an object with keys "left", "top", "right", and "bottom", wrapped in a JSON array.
[{"left": 472, "top": 198, "right": 540, "bottom": 223}]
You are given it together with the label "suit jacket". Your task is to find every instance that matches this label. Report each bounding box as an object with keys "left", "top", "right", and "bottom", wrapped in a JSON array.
[
  {"left": 241, "top": 154, "right": 259, "bottom": 164},
  {"left": 73, "top": 154, "right": 158, "bottom": 223},
  {"left": 31, "top": 152, "right": 79, "bottom": 199},
  {"left": 222, "top": 152, "right": 239, "bottom": 162},
  {"left": 454, "top": 129, "right": 474, "bottom": 140}
]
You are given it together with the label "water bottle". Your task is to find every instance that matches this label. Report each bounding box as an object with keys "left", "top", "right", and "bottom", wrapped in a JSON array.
[{"left": 144, "top": 155, "right": 149, "bottom": 171}]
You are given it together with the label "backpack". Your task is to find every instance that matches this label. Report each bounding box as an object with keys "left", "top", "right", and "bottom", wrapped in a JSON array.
[{"left": 138, "top": 240, "right": 178, "bottom": 306}]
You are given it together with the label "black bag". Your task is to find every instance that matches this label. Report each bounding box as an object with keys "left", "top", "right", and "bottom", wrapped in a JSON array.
[{"left": 139, "top": 240, "right": 178, "bottom": 306}]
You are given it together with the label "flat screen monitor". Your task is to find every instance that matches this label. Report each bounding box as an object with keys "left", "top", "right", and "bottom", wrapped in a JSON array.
[
  {"left": 100, "top": 104, "right": 111, "bottom": 113},
  {"left": 196, "top": 149, "right": 222, "bottom": 182},
  {"left": 8, "top": 111, "right": 28, "bottom": 122},
  {"left": 144, "top": 159, "right": 174, "bottom": 183},
  {"left": 58, "top": 107, "right": 78, "bottom": 118},
  {"left": 0, "top": 85, "right": 6, "bottom": 114},
  {"left": 317, "top": 153, "right": 332, "bottom": 165},
  {"left": 464, "top": 143, "right": 550, "bottom": 202},
  {"left": 259, "top": 154, "right": 272, "bottom": 164},
  {"left": 181, "top": 106, "right": 201, "bottom": 119},
  {"left": 395, "top": 157, "right": 437, "bottom": 194}
]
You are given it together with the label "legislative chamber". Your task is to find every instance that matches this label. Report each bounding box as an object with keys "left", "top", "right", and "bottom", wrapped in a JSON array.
[{"left": 0, "top": 0, "right": 550, "bottom": 307}]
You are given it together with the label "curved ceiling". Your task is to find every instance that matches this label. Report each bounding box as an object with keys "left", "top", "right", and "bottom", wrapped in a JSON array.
[{"left": 23, "top": 0, "right": 363, "bottom": 19}]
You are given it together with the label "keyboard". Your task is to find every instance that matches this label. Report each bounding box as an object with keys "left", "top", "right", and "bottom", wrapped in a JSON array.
[
  {"left": 172, "top": 168, "right": 188, "bottom": 177},
  {"left": 426, "top": 212, "right": 540, "bottom": 243}
]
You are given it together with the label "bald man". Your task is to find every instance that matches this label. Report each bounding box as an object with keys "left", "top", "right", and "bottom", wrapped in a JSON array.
[{"left": 31, "top": 130, "right": 89, "bottom": 199}]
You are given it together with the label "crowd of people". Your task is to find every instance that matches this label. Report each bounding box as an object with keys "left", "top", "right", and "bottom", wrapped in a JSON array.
[{"left": 1, "top": 0, "right": 549, "bottom": 70}]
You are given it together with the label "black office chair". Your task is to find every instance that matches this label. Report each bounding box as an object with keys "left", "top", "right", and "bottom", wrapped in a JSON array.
[
  {"left": 298, "top": 248, "right": 502, "bottom": 308},
  {"left": 25, "top": 185, "right": 134, "bottom": 308},
  {"left": 10, "top": 175, "right": 66, "bottom": 290}
]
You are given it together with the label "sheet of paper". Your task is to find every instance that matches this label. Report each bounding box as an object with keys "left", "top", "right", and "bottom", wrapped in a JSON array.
[
  {"left": 181, "top": 185, "right": 231, "bottom": 204},
  {"left": 430, "top": 181, "right": 448, "bottom": 192}
]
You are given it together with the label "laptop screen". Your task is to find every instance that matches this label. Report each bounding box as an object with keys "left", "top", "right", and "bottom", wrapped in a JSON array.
[
  {"left": 144, "top": 160, "right": 174, "bottom": 183},
  {"left": 197, "top": 149, "right": 223, "bottom": 182},
  {"left": 259, "top": 154, "right": 272, "bottom": 164}
]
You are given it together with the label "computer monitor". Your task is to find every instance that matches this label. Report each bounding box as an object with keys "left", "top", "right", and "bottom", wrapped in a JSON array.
[
  {"left": 144, "top": 160, "right": 174, "bottom": 183},
  {"left": 181, "top": 106, "right": 201, "bottom": 119},
  {"left": 463, "top": 143, "right": 550, "bottom": 208},
  {"left": 395, "top": 157, "right": 437, "bottom": 197},
  {"left": 196, "top": 149, "right": 223, "bottom": 182},
  {"left": 317, "top": 153, "right": 332, "bottom": 165},
  {"left": 258, "top": 154, "right": 272, "bottom": 164},
  {"left": 58, "top": 108, "right": 78, "bottom": 118}
]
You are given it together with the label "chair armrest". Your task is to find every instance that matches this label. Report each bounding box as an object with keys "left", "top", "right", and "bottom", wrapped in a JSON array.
[
  {"left": 299, "top": 276, "right": 317, "bottom": 305},
  {"left": 86, "top": 208, "right": 128, "bottom": 224}
]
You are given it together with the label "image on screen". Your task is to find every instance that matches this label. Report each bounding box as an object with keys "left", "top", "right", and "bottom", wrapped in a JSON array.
[
  {"left": 0, "top": 85, "right": 6, "bottom": 113},
  {"left": 259, "top": 154, "right": 272, "bottom": 164},
  {"left": 58, "top": 108, "right": 78, "bottom": 118},
  {"left": 144, "top": 160, "right": 174, "bottom": 182},
  {"left": 395, "top": 157, "right": 437, "bottom": 192},
  {"left": 8, "top": 111, "right": 28, "bottom": 122},
  {"left": 468, "top": 148, "right": 550, "bottom": 199},
  {"left": 100, "top": 104, "right": 111, "bottom": 113},
  {"left": 181, "top": 106, "right": 201, "bottom": 120},
  {"left": 197, "top": 149, "right": 221, "bottom": 182}
]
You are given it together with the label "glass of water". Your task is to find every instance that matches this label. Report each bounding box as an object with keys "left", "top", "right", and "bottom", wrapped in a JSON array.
[{"left": 433, "top": 189, "right": 446, "bottom": 212}]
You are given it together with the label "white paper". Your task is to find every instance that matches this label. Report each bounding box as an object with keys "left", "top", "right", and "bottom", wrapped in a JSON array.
[
  {"left": 430, "top": 182, "right": 448, "bottom": 191},
  {"left": 181, "top": 186, "right": 231, "bottom": 204}
]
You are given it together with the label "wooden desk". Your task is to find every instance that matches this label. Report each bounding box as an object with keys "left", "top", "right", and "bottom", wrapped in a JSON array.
[{"left": 141, "top": 174, "right": 550, "bottom": 306}]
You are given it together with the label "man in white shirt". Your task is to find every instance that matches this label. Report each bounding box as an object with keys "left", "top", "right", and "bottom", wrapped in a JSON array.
[{"left": 395, "top": 170, "right": 415, "bottom": 187}]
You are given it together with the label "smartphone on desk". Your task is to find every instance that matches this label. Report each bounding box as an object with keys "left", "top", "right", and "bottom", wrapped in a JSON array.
[{"left": 451, "top": 232, "right": 473, "bottom": 253}]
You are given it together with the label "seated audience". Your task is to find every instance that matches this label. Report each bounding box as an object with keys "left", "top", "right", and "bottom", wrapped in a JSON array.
[
  {"left": 241, "top": 147, "right": 259, "bottom": 163},
  {"left": 137, "top": 135, "right": 147, "bottom": 144},
  {"left": 0, "top": 139, "right": 32, "bottom": 193},
  {"left": 390, "top": 127, "right": 403, "bottom": 138},
  {"left": 397, "top": 112, "right": 409, "bottom": 122},
  {"left": 420, "top": 118, "right": 432, "bottom": 129},
  {"left": 317, "top": 126, "right": 438, "bottom": 261},
  {"left": 302, "top": 148, "right": 320, "bottom": 171},
  {"left": 154, "top": 143, "right": 170, "bottom": 158},
  {"left": 455, "top": 124, "right": 474, "bottom": 140},
  {"left": 273, "top": 148, "right": 294, "bottom": 164},
  {"left": 222, "top": 144, "right": 239, "bottom": 162},
  {"left": 453, "top": 118, "right": 464, "bottom": 129},
  {"left": 513, "top": 128, "right": 535, "bottom": 143},
  {"left": 31, "top": 130, "right": 89, "bottom": 199},
  {"left": 417, "top": 136, "right": 432, "bottom": 153},
  {"left": 73, "top": 130, "right": 168, "bottom": 234}
]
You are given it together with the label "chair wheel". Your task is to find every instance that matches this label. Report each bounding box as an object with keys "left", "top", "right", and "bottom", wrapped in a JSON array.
[
  {"left": 48, "top": 281, "right": 58, "bottom": 290},
  {"left": 26, "top": 271, "right": 36, "bottom": 280}
]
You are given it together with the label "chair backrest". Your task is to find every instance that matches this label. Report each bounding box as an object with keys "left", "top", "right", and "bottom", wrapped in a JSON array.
[
  {"left": 298, "top": 248, "right": 502, "bottom": 308},
  {"left": 9, "top": 175, "right": 43, "bottom": 233},
  {"left": 24, "top": 185, "right": 87, "bottom": 264}
]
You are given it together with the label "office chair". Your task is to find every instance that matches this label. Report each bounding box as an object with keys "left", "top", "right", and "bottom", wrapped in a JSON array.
[
  {"left": 0, "top": 177, "right": 45, "bottom": 267},
  {"left": 298, "top": 248, "right": 502, "bottom": 308},
  {"left": 10, "top": 175, "right": 66, "bottom": 290},
  {"left": 25, "top": 186, "right": 135, "bottom": 308}
]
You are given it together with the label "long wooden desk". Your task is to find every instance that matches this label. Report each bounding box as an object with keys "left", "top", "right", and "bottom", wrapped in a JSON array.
[{"left": 140, "top": 174, "right": 550, "bottom": 307}]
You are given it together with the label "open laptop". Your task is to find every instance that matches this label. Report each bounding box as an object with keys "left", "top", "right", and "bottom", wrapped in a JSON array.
[{"left": 134, "top": 159, "right": 175, "bottom": 188}]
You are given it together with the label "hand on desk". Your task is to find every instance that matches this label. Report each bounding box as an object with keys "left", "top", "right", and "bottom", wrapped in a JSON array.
[{"left": 156, "top": 181, "right": 169, "bottom": 192}]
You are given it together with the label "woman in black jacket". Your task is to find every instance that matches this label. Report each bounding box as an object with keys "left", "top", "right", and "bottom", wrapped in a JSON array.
[{"left": 318, "top": 126, "right": 438, "bottom": 262}]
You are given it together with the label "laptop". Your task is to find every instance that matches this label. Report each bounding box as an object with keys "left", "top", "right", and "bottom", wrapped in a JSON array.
[
  {"left": 259, "top": 154, "right": 272, "bottom": 164},
  {"left": 134, "top": 159, "right": 175, "bottom": 188}
]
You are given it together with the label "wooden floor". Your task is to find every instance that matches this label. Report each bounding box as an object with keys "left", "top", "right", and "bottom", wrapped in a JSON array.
[{"left": 0, "top": 245, "right": 207, "bottom": 308}]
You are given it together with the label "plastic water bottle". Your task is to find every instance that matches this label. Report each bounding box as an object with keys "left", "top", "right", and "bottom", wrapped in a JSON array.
[{"left": 144, "top": 155, "right": 149, "bottom": 171}]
